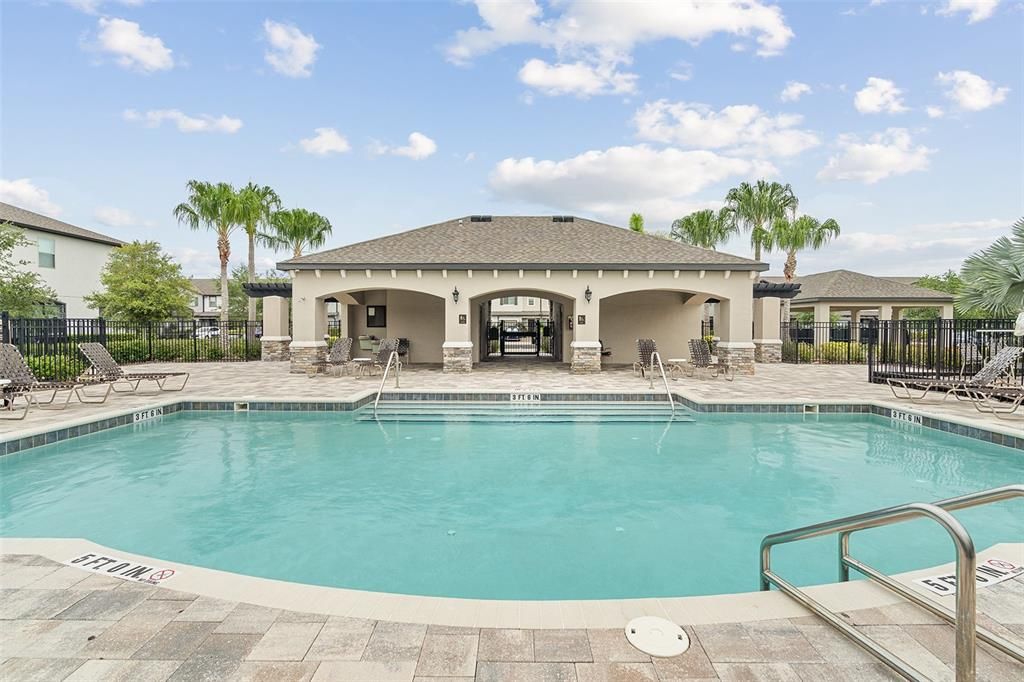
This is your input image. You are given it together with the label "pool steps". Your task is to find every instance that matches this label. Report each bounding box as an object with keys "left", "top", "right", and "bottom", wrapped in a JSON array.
[{"left": 357, "top": 400, "right": 696, "bottom": 423}]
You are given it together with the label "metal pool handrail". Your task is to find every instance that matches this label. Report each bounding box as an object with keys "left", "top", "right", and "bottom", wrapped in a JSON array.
[
  {"left": 373, "top": 350, "right": 400, "bottom": 414},
  {"left": 759, "top": 483, "right": 1024, "bottom": 682},
  {"left": 648, "top": 351, "right": 675, "bottom": 413}
]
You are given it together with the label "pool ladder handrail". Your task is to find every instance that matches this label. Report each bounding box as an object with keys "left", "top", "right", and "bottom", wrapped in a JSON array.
[
  {"left": 373, "top": 350, "right": 400, "bottom": 414},
  {"left": 759, "top": 483, "right": 1024, "bottom": 682},
  {"left": 647, "top": 351, "right": 675, "bottom": 414}
]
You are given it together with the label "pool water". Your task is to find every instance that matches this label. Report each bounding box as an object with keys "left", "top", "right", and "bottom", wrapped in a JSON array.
[{"left": 1, "top": 409, "right": 1021, "bottom": 600}]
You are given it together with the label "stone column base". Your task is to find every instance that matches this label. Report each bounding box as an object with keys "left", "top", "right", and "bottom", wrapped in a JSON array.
[
  {"left": 717, "top": 342, "right": 756, "bottom": 375},
  {"left": 753, "top": 339, "right": 783, "bottom": 363},
  {"left": 442, "top": 341, "right": 473, "bottom": 373},
  {"left": 570, "top": 341, "right": 602, "bottom": 374},
  {"left": 289, "top": 342, "right": 327, "bottom": 374},
  {"left": 261, "top": 336, "right": 292, "bottom": 362}
]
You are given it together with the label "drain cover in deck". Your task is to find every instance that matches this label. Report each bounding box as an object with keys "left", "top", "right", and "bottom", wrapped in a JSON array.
[{"left": 625, "top": 616, "right": 689, "bottom": 657}]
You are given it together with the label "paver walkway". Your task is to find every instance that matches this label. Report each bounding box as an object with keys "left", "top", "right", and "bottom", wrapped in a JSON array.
[{"left": 2, "top": 554, "right": 1023, "bottom": 681}]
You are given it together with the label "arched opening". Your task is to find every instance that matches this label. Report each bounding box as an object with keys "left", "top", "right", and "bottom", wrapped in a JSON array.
[{"left": 468, "top": 288, "right": 576, "bottom": 365}]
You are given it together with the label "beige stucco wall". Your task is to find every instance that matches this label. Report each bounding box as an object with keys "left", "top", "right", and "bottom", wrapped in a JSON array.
[
  {"left": 386, "top": 290, "right": 444, "bottom": 363},
  {"left": 12, "top": 228, "right": 118, "bottom": 317},
  {"left": 289, "top": 267, "right": 758, "bottom": 361},
  {"left": 598, "top": 291, "right": 703, "bottom": 364}
]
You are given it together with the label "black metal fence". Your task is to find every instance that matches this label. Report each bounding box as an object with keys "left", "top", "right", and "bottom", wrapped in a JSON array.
[
  {"left": 781, "top": 321, "right": 876, "bottom": 364},
  {"left": 1, "top": 315, "right": 262, "bottom": 381},
  {"left": 867, "top": 318, "right": 1022, "bottom": 384}
]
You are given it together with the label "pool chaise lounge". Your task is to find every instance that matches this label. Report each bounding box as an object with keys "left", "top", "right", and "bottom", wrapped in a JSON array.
[
  {"left": 886, "top": 345, "right": 1024, "bottom": 402},
  {"left": 0, "top": 343, "right": 111, "bottom": 419},
  {"left": 78, "top": 342, "right": 190, "bottom": 393}
]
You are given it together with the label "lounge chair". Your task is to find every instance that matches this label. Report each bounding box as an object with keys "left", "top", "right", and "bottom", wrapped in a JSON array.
[
  {"left": 0, "top": 344, "right": 110, "bottom": 419},
  {"left": 78, "top": 342, "right": 190, "bottom": 393},
  {"left": 316, "top": 337, "right": 354, "bottom": 376},
  {"left": 886, "top": 346, "right": 1024, "bottom": 402},
  {"left": 371, "top": 338, "right": 402, "bottom": 375},
  {"left": 688, "top": 338, "right": 734, "bottom": 381},
  {"left": 963, "top": 385, "right": 1024, "bottom": 420},
  {"left": 634, "top": 338, "right": 657, "bottom": 377}
]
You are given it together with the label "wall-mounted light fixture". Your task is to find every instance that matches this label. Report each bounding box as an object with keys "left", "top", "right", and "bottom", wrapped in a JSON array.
[
  {"left": 452, "top": 287, "right": 460, "bottom": 303},
  {"left": 584, "top": 285, "right": 592, "bottom": 303}
]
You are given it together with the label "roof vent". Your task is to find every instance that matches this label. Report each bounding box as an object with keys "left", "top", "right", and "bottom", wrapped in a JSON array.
[
  {"left": 469, "top": 215, "right": 492, "bottom": 222},
  {"left": 552, "top": 215, "right": 574, "bottom": 222}
]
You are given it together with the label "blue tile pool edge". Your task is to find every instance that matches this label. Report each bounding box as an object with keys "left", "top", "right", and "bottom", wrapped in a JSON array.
[{"left": 2, "top": 392, "right": 1022, "bottom": 455}]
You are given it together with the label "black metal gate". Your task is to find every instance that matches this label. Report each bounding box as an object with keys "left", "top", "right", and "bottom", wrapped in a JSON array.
[{"left": 487, "top": 319, "right": 555, "bottom": 357}]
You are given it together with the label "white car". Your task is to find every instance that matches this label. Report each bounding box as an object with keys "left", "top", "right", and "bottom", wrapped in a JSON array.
[{"left": 194, "top": 326, "right": 221, "bottom": 339}]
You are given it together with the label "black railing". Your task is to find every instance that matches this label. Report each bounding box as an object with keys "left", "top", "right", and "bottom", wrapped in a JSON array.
[
  {"left": 0, "top": 314, "right": 262, "bottom": 381},
  {"left": 780, "top": 321, "right": 875, "bottom": 364},
  {"left": 867, "top": 318, "right": 1022, "bottom": 384}
]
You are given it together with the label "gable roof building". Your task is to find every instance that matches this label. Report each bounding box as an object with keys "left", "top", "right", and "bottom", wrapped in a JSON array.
[{"left": 0, "top": 202, "right": 124, "bottom": 247}]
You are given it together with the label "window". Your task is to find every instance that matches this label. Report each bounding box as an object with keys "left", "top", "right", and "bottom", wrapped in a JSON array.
[
  {"left": 527, "top": 298, "right": 535, "bottom": 305},
  {"left": 191, "top": 296, "right": 200, "bottom": 309},
  {"left": 500, "top": 296, "right": 516, "bottom": 305},
  {"left": 206, "top": 296, "right": 221, "bottom": 311},
  {"left": 38, "top": 238, "right": 55, "bottom": 268},
  {"left": 367, "top": 305, "right": 387, "bottom": 327}
]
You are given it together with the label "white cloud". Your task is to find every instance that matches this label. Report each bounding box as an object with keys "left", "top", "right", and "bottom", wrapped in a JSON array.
[
  {"left": 263, "top": 19, "right": 320, "bottom": 78},
  {"left": 817, "top": 128, "right": 933, "bottom": 184},
  {"left": 854, "top": 77, "right": 907, "bottom": 114},
  {"left": 936, "top": 0, "right": 1000, "bottom": 23},
  {"left": 809, "top": 232, "right": 994, "bottom": 274},
  {"left": 669, "top": 61, "right": 693, "bottom": 82},
  {"left": 67, "top": 0, "right": 144, "bottom": 15},
  {"left": 489, "top": 144, "right": 775, "bottom": 224},
  {"left": 94, "top": 17, "right": 173, "bottom": 73},
  {"left": 298, "top": 128, "right": 351, "bottom": 156},
  {"left": 94, "top": 206, "right": 139, "bottom": 227},
  {"left": 925, "top": 105, "right": 945, "bottom": 118},
  {"left": 937, "top": 70, "right": 1009, "bottom": 111},
  {"left": 632, "top": 100, "right": 820, "bottom": 158},
  {"left": 446, "top": 1, "right": 793, "bottom": 95},
  {"left": 0, "top": 178, "right": 62, "bottom": 216},
  {"left": 518, "top": 58, "right": 636, "bottom": 97},
  {"left": 372, "top": 132, "right": 438, "bottom": 160},
  {"left": 779, "top": 81, "right": 811, "bottom": 102},
  {"left": 122, "top": 109, "right": 243, "bottom": 134},
  {"left": 912, "top": 217, "right": 1012, "bottom": 232}
]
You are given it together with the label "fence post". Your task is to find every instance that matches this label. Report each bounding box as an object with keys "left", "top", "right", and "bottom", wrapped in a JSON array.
[
  {"left": 147, "top": 321, "right": 154, "bottom": 361},
  {"left": 867, "top": 323, "right": 875, "bottom": 382},
  {"left": 99, "top": 317, "right": 107, "bottom": 346},
  {"left": 192, "top": 319, "right": 198, "bottom": 361}
]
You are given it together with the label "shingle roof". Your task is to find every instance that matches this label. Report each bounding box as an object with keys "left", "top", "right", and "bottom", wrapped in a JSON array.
[
  {"left": 279, "top": 216, "right": 764, "bottom": 271},
  {"left": 189, "top": 278, "right": 221, "bottom": 296},
  {"left": 766, "top": 270, "right": 954, "bottom": 303},
  {"left": 0, "top": 202, "right": 125, "bottom": 247}
]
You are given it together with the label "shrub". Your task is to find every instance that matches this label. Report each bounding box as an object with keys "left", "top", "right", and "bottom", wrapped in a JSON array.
[{"left": 25, "top": 355, "right": 83, "bottom": 381}]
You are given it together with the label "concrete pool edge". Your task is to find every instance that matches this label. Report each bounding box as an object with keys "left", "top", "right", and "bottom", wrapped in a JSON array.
[
  {"left": 2, "top": 390, "right": 1022, "bottom": 455},
  {"left": 3, "top": 538, "right": 1021, "bottom": 629}
]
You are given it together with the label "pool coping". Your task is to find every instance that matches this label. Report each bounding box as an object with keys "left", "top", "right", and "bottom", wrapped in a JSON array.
[
  {"left": 2, "top": 388, "right": 1022, "bottom": 455},
  {"left": 4, "top": 538, "right": 1021, "bottom": 629}
]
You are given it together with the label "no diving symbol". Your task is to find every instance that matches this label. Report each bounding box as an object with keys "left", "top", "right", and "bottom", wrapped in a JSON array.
[
  {"left": 150, "top": 569, "right": 175, "bottom": 581},
  {"left": 986, "top": 559, "right": 1017, "bottom": 571}
]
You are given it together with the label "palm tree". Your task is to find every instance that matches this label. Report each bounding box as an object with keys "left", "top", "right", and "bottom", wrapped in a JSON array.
[
  {"left": 261, "top": 208, "right": 333, "bottom": 258},
  {"left": 770, "top": 215, "right": 841, "bottom": 281},
  {"left": 723, "top": 180, "right": 798, "bottom": 261},
  {"left": 173, "top": 181, "right": 237, "bottom": 323},
  {"left": 957, "top": 218, "right": 1024, "bottom": 317},
  {"left": 670, "top": 209, "right": 737, "bottom": 250},
  {"left": 232, "top": 183, "right": 281, "bottom": 322}
]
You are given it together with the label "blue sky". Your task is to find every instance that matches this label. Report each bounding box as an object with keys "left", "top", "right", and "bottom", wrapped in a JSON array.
[{"left": 2, "top": 0, "right": 1020, "bottom": 277}]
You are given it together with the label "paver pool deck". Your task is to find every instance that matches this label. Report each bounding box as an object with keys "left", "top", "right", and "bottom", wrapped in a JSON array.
[{"left": 2, "top": 362, "right": 1022, "bottom": 680}]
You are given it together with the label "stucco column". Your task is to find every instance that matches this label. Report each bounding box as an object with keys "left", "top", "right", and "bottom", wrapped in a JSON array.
[
  {"left": 940, "top": 303, "right": 954, "bottom": 319},
  {"left": 442, "top": 294, "right": 472, "bottom": 372},
  {"left": 752, "top": 297, "right": 782, "bottom": 363},
  {"left": 879, "top": 304, "right": 893, "bottom": 322},
  {"left": 289, "top": 294, "right": 328, "bottom": 373},
  {"left": 570, "top": 297, "right": 601, "bottom": 373},
  {"left": 813, "top": 302, "right": 831, "bottom": 345},
  {"left": 851, "top": 308, "right": 863, "bottom": 343},
  {"left": 716, "top": 296, "right": 755, "bottom": 375},
  {"left": 260, "top": 296, "right": 291, "bottom": 361}
]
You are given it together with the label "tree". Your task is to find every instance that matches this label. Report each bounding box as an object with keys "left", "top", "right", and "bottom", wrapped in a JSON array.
[
  {"left": 670, "top": 209, "right": 737, "bottom": 250},
  {"left": 227, "top": 264, "right": 287, "bottom": 320},
  {"left": 173, "top": 181, "right": 237, "bottom": 323},
  {"left": 723, "top": 180, "right": 798, "bottom": 260},
  {"left": 84, "top": 242, "right": 193, "bottom": 322},
  {"left": 260, "top": 208, "right": 333, "bottom": 258},
  {"left": 232, "top": 183, "right": 281, "bottom": 322},
  {"left": 629, "top": 212, "right": 644, "bottom": 233},
  {"left": 957, "top": 218, "right": 1024, "bottom": 318},
  {"left": 769, "top": 214, "right": 840, "bottom": 281},
  {"left": 0, "top": 222, "right": 59, "bottom": 317}
]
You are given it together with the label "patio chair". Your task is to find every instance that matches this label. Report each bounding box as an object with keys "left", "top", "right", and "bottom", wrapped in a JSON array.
[
  {"left": 688, "top": 338, "right": 733, "bottom": 381},
  {"left": 634, "top": 338, "right": 657, "bottom": 377},
  {"left": 0, "top": 344, "right": 110, "bottom": 419},
  {"left": 963, "top": 384, "right": 1024, "bottom": 420},
  {"left": 78, "top": 342, "right": 190, "bottom": 394},
  {"left": 314, "top": 337, "right": 354, "bottom": 376},
  {"left": 886, "top": 345, "right": 1024, "bottom": 402},
  {"left": 371, "top": 338, "right": 402, "bottom": 375}
]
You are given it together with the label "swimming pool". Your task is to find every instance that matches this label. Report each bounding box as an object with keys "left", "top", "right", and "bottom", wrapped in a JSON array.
[{"left": 1, "top": 407, "right": 1021, "bottom": 600}]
